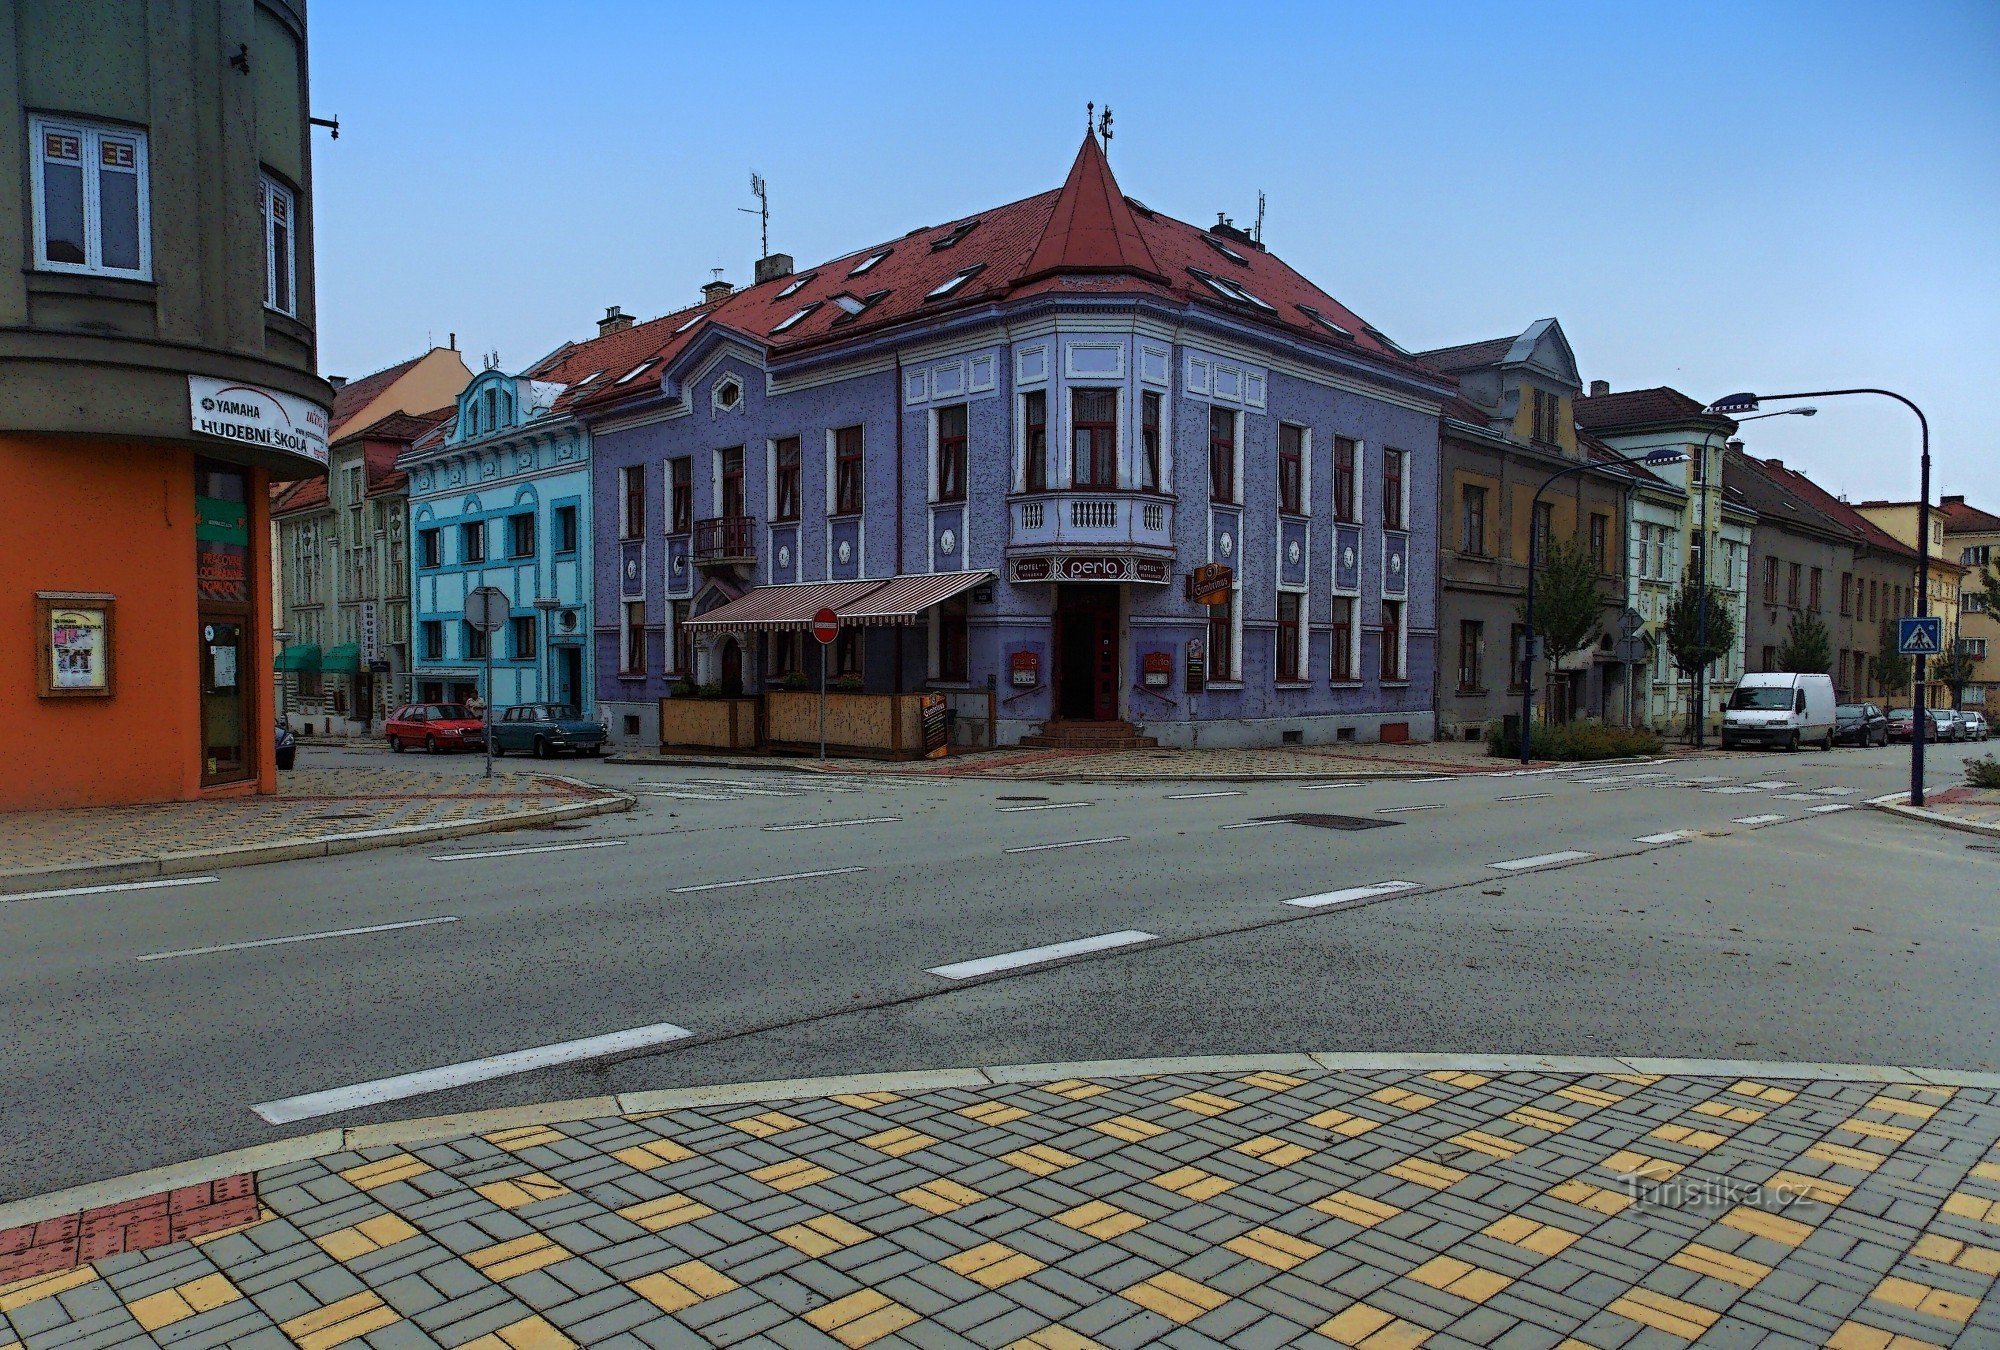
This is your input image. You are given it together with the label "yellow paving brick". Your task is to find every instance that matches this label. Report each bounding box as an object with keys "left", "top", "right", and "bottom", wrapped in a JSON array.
[
  {"left": 609, "top": 1138, "right": 694, "bottom": 1171},
  {"left": 1311, "top": 1191, "right": 1401, "bottom": 1228},
  {"left": 0, "top": 1268, "right": 96, "bottom": 1313},
  {"left": 1971, "top": 1161, "right": 2000, "bottom": 1183},
  {"left": 128, "top": 1288, "right": 200, "bottom": 1332},
  {"left": 1942, "top": 1191, "right": 2000, "bottom": 1223},
  {"left": 1957, "top": 1244, "right": 2000, "bottom": 1276},
  {"left": 1608, "top": 1288, "right": 1718, "bottom": 1339},
  {"left": 1647, "top": 1123, "right": 1726, "bottom": 1151},
  {"left": 1867, "top": 1095, "right": 1939, "bottom": 1120},
  {"left": 1407, "top": 1255, "right": 1511, "bottom": 1302},
  {"left": 1767, "top": 1170, "right": 1851, "bottom": 1205},
  {"left": 1870, "top": 1275, "right": 1976, "bottom": 1323},
  {"left": 944, "top": 1241, "right": 1044, "bottom": 1288},
  {"left": 832, "top": 1091, "right": 901, "bottom": 1108},
  {"left": 1039, "top": 1078, "right": 1110, "bottom": 1100},
  {"left": 1241, "top": 1071, "right": 1307, "bottom": 1092},
  {"left": 1001, "top": 1144, "right": 1083, "bottom": 1176},
  {"left": 1556, "top": 1085, "right": 1623, "bottom": 1108},
  {"left": 1235, "top": 1135, "right": 1314, "bottom": 1167},
  {"left": 1545, "top": 1179, "right": 1630, "bottom": 1216},
  {"left": 1693, "top": 1099, "right": 1765, "bottom": 1124},
  {"left": 1171, "top": 1091, "right": 1245, "bottom": 1117},
  {"left": 1599, "top": 1150, "right": 1682, "bottom": 1181},
  {"left": 1119, "top": 1272, "right": 1228, "bottom": 1324},
  {"left": 1385, "top": 1158, "right": 1467, "bottom": 1190},
  {"left": 1450, "top": 1130, "right": 1525, "bottom": 1159},
  {"left": 897, "top": 1178, "right": 985, "bottom": 1215},
  {"left": 466, "top": 1234, "right": 569, "bottom": 1282},
  {"left": 1506, "top": 1106, "right": 1577, "bottom": 1134},
  {"left": 804, "top": 1289, "right": 921, "bottom": 1347},
  {"left": 630, "top": 1260, "right": 740, "bottom": 1314},
  {"left": 1368, "top": 1087, "right": 1439, "bottom": 1113},
  {"left": 1054, "top": 1199, "right": 1147, "bottom": 1239},
  {"left": 731, "top": 1110, "right": 808, "bottom": 1138},
  {"left": 1225, "top": 1226, "right": 1324, "bottom": 1270},
  {"left": 1482, "top": 1216, "right": 1577, "bottom": 1257},
  {"left": 1840, "top": 1117, "right": 1916, "bottom": 1143},
  {"left": 1425, "top": 1070, "right": 1489, "bottom": 1089},
  {"left": 315, "top": 1226, "right": 378, "bottom": 1262},
  {"left": 1826, "top": 1322, "right": 1943, "bottom": 1349},
  {"left": 491, "top": 1313, "right": 576, "bottom": 1350},
  {"left": 958, "top": 1100, "right": 1030, "bottom": 1126},
  {"left": 1304, "top": 1107, "right": 1379, "bottom": 1137},
  {"left": 749, "top": 1158, "right": 837, "bottom": 1191},
  {"left": 774, "top": 1214, "right": 874, "bottom": 1256},
  {"left": 1008, "top": 1327, "right": 1106, "bottom": 1350},
  {"left": 1720, "top": 1205, "right": 1813, "bottom": 1246},
  {"left": 1607, "top": 1072, "right": 1661, "bottom": 1086},
  {"left": 1316, "top": 1302, "right": 1431, "bottom": 1347},
  {"left": 338, "top": 1153, "right": 431, "bottom": 1190},
  {"left": 1808, "top": 1141, "right": 1887, "bottom": 1172},
  {"left": 1093, "top": 1115, "right": 1167, "bottom": 1142},
  {"left": 1670, "top": 1242, "right": 1771, "bottom": 1288},
  {"left": 1729, "top": 1080, "right": 1798, "bottom": 1104},
  {"left": 281, "top": 1291, "right": 402, "bottom": 1350},
  {"left": 1152, "top": 1165, "right": 1237, "bottom": 1200},
  {"left": 486, "top": 1125, "right": 565, "bottom": 1152},
  {"left": 616, "top": 1193, "right": 715, "bottom": 1230},
  {"left": 860, "top": 1126, "right": 937, "bottom": 1156},
  {"left": 476, "top": 1172, "right": 572, "bottom": 1210}
]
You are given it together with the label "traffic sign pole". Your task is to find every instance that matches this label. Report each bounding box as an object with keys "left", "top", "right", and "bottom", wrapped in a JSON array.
[
  {"left": 811, "top": 607, "right": 839, "bottom": 765},
  {"left": 465, "top": 585, "right": 510, "bottom": 780}
]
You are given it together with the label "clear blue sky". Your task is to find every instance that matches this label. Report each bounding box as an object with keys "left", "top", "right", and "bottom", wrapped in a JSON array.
[{"left": 308, "top": 0, "right": 1999, "bottom": 504}]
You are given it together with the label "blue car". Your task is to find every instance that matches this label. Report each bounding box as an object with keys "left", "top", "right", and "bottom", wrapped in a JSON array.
[{"left": 490, "top": 703, "right": 607, "bottom": 758}]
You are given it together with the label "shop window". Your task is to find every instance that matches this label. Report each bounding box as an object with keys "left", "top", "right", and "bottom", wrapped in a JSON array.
[
  {"left": 939, "top": 597, "right": 969, "bottom": 682},
  {"left": 835, "top": 627, "right": 864, "bottom": 677}
]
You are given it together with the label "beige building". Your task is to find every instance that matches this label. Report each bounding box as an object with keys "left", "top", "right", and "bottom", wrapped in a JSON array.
[
  {"left": 1852, "top": 499, "right": 1969, "bottom": 710},
  {"left": 1938, "top": 497, "right": 1997, "bottom": 711}
]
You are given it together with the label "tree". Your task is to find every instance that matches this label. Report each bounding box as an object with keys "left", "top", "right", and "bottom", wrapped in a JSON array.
[
  {"left": 1664, "top": 580, "right": 1737, "bottom": 736},
  {"left": 1520, "top": 537, "right": 1606, "bottom": 722},
  {"left": 1871, "top": 620, "right": 1911, "bottom": 703},
  {"left": 1977, "top": 558, "right": 2000, "bottom": 617},
  {"left": 1774, "top": 609, "right": 1833, "bottom": 675}
]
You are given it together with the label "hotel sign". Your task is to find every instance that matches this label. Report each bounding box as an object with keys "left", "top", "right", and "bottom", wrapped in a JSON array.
[
  {"left": 188, "top": 375, "right": 330, "bottom": 467},
  {"left": 1007, "top": 555, "right": 1170, "bottom": 584}
]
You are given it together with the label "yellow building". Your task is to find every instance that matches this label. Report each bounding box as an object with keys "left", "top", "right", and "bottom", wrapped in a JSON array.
[
  {"left": 1936, "top": 496, "right": 2000, "bottom": 713},
  {"left": 1852, "top": 499, "right": 1971, "bottom": 709}
]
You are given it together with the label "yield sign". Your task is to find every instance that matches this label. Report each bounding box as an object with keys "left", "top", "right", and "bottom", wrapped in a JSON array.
[{"left": 1897, "top": 616, "right": 1943, "bottom": 656}]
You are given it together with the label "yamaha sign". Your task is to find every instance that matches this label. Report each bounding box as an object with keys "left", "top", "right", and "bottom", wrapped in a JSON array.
[{"left": 188, "top": 375, "right": 330, "bottom": 467}]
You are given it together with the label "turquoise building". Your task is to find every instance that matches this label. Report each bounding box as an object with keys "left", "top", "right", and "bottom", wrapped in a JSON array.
[{"left": 403, "top": 345, "right": 606, "bottom": 714}]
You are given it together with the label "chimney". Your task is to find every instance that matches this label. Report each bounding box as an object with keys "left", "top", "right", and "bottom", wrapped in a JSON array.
[
  {"left": 1588, "top": 379, "right": 1610, "bottom": 397},
  {"left": 327, "top": 375, "right": 347, "bottom": 389},
  {"left": 598, "top": 305, "right": 634, "bottom": 337},
  {"left": 754, "top": 253, "right": 795, "bottom": 286},
  {"left": 1944, "top": 494, "right": 1965, "bottom": 506},
  {"left": 702, "top": 277, "right": 734, "bottom": 304},
  {"left": 1727, "top": 439, "right": 1744, "bottom": 453},
  {"left": 1767, "top": 459, "right": 1784, "bottom": 471}
]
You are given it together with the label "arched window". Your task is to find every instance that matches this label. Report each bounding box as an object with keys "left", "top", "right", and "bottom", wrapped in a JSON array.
[{"left": 483, "top": 388, "right": 497, "bottom": 432}]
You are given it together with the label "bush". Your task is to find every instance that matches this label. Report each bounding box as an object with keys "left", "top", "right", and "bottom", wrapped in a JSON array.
[
  {"left": 1486, "top": 721, "right": 1665, "bottom": 761},
  {"left": 1968, "top": 755, "right": 2000, "bottom": 789},
  {"left": 778, "top": 671, "right": 811, "bottom": 691},
  {"left": 695, "top": 682, "right": 727, "bottom": 699},
  {"left": 831, "top": 674, "right": 865, "bottom": 692},
  {"left": 667, "top": 678, "right": 697, "bottom": 700}
]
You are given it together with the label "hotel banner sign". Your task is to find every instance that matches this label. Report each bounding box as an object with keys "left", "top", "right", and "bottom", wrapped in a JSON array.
[
  {"left": 188, "top": 375, "right": 330, "bottom": 467},
  {"left": 1008, "top": 554, "right": 1170, "bottom": 585}
]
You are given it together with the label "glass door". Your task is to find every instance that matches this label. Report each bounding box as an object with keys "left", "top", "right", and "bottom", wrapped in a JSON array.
[
  {"left": 195, "top": 459, "right": 255, "bottom": 786},
  {"left": 200, "top": 618, "right": 249, "bottom": 784}
]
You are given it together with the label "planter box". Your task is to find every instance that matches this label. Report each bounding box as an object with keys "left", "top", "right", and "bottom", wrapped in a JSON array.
[
  {"left": 658, "top": 696, "right": 760, "bottom": 750},
  {"left": 765, "top": 690, "right": 933, "bottom": 758}
]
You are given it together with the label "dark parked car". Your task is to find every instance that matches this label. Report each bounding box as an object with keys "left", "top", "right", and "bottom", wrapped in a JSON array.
[
  {"left": 1887, "top": 708, "right": 1916, "bottom": 743},
  {"left": 275, "top": 721, "right": 296, "bottom": 770},
  {"left": 1833, "top": 703, "right": 1888, "bottom": 747},
  {"left": 490, "top": 703, "right": 607, "bottom": 758}
]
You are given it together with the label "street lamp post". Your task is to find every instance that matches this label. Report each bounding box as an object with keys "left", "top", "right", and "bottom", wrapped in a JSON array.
[
  {"left": 1708, "top": 389, "right": 1932, "bottom": 805},
  {"left": 1521, "top": 449, "right": 1689, "bottom": 765},
  {"left": 274, "top": 628, "right": 292, "bottom": 727}
]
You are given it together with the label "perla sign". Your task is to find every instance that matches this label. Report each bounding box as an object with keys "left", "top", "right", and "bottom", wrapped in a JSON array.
[{"left": 188, "top": 375, "right": 330, "bottom": 467}]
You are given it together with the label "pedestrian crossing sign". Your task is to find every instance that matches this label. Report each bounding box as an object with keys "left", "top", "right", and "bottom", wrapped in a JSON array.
[{"left": 1897, "top": 616, "right": 1943, "bottom": 656}]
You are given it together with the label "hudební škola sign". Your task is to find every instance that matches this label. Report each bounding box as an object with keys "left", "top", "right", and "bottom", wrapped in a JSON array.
[{"left": 188, "top": 375, "right": 330, "bottom": 466}]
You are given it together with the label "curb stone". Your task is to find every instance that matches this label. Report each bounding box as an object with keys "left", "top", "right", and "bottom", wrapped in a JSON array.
[
  {"left": 6, "top": 1051, "right": 1998, "bottom": 1232},
  {"left": 604, "top": 752, "right": 1676, "bottom": 783},
  {"left": 1867, "top": 789, "right": 2000, "bottom": 840},
  {"left": 0, "top": 774, "right": 633, "bottom": 896}
]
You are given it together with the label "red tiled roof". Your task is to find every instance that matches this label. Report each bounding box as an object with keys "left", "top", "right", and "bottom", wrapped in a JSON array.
[
  {"left": 1752, "top": 459, "right": 1922, "bottom": 563},
  {"left": 1017, "top": 134, "right": 1163, "bottom": 283},
  {"left": 1413, "top": 337, "right": 1516, "bottom": 373},
  {"left": 1573, "top": 386, "right": 1722, "bottom": 430},
  {"left": 1942, "top": 496, "right": 2000, "bottom": 534},
  {"left": 328, "top": 354, "right": 425, "bottom": 435},
  {"left": 273, "top": 406, "right": 452, "bottom": 515},
  {"left": 1723, "top": 449, "right": 1858, "bottom": 542}
]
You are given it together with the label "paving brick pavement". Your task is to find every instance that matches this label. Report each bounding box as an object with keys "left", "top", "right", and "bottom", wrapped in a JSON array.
[
  {"left": 0, "top": 769, "right": 623, "bottom": 889},
  {"left": 6, "top": 1065, "right": 2000, "bottom": 1347}
]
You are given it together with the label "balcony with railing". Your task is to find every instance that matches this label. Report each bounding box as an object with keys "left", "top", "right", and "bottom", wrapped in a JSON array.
[
  {"left": 1007, "top": 492, "right": 1175, "bottom": 558},
  {"left": 692, "top": 515, "right": 757, "bottom": 566}
]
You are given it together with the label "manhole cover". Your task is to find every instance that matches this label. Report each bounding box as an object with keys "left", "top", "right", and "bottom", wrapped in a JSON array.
[{"left": 1260, "top": 812, "right": 1398, "bottom": 831}]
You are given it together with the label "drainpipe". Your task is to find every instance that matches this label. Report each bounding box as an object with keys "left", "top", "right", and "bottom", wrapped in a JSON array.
[{"left": 894, "top": 351, "right": 906, "bottom": 694}]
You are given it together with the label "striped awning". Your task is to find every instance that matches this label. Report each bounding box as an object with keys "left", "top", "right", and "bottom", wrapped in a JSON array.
[{"left": 682, "top": 572, "right": 992, "bottom": 631}]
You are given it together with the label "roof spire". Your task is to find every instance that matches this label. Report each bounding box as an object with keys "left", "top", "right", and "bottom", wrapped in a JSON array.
[{"left": 1015, "top": 128, "right": 1164, "bottom": 287}]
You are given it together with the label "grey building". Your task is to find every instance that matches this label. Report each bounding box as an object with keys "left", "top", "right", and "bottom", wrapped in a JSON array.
[{"left": 1724, "top": 447, "right": 1855, "bottom": 685}]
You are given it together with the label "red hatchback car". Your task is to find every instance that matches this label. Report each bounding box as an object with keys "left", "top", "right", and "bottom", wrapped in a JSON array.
[{"left": 385, "top": 703, "right": 486, "bottom": 753}]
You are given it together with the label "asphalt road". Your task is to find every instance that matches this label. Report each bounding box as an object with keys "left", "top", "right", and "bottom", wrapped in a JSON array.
[{"left": 3, "top": 739, "right": 1996, "bottom": 1203}]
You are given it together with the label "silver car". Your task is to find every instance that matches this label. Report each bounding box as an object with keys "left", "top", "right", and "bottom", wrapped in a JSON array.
[{"left": 1963, "top": 711, "right": 1991, "bottom": 741}]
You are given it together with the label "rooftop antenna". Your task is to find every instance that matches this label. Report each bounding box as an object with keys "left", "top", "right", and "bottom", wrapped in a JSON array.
[
  {"left": 1253, "top": 190, "right": 1265, "bottom": 245},
  {"left": 740, "top": 172, "right": 768, "bottom": 257},
  {"left": 1098, "top": 104, "right": 1114, "bottom": 152}
]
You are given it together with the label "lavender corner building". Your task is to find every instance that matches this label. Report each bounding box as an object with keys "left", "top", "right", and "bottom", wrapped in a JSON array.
[{"left": 581, "top": 134, "right": 1452, "bottom": 751}]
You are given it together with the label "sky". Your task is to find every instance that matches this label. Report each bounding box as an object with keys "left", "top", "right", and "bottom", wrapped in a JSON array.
[{"left": 308, "top": 0, "right": 1999, "bottom": 505}]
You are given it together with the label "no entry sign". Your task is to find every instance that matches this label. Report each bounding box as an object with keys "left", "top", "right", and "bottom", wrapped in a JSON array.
[{"left": 811, "top": 607, "right": 839, "bottom": 645}]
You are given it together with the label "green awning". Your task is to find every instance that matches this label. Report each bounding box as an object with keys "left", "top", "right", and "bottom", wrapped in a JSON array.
[
  {"left": 321, "top": 643, "right": 361, "bottom": 674},
  {"left": 274, "top": 642, "right": 321, "bottom": 673}
]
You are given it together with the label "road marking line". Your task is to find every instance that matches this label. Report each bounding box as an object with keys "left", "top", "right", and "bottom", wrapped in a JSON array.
[
  {"left": 1706, "top": 786, "right": 1761, "bottom": 794},
  {"left": 1734, "top": 814, "right": 1785, "bottom": 825},
  {"left": 1625, "top": 773, "right": 1670, "bottom": 779},
  {"left": 1635, "top": 831, "right": 1694, "bottom": 845},
  {"left": 1489, "top": 850, "right": 1593, "bottom": 871},
  {"left": 996, "top": 802, "right": 1092, "bottom": 812},
  {"left": 1747, "top": 781, "right": 1795, "bottom": 789},
  {"left": 1377, "top": 804, "right": 1441, "bottom": 813},
  {"left": 1775, "top": 793, "right": 1821, "bottom": 801},
  {"left": 669, "top": 866, "right": 868, "bottom": 893},
  {"left": 1809, "top": 803, "right": 1854, "bottom": 814},
  {"left": 678, "top": 782, "right": 800, "bottom": 796},
  {"left": 638, "top": 790, "right": 732, "bottom": 800},
  {"left": 1285, "top": 881, "right": 1418, "bottom": 910},
  {"left": 1409, "top": 776, "right": 1456, "bottom": 784},
  {"left": 1496, "top": 793, "right": 1554, "bottom": 803},
  {"left": 1, "top": 876, "right": 217, "bottom": 904},
  {"left": 1220, "top": 818, "right": 1287, "bottom": 829},
  {"left": 1812, "top": 787, "right": 1858, "bottom": 796},
  {"left": 1004, "top": 836, "right": 1128, "bottom": 854},
  {"left": 251, "top": 1021, "right": 694, "bottom": 1124},
  {"left": 1301, "top": 781, "right": 1362, "bottom": 790},
  {"left": 762, "top": 817, "right": 900, "bottom": 832},
  {"left": 1165, "top": 791, "right": 1245, "bottom": 800},
  {"left": 1577, "top": 776, "right": 1627, "bottom": 784},
  {"left": 928, "top": 930, "right": 1155, "bottom": 980},
  {"left": 433, "top": 840, "right": 626, "bottom": 861},
  {"left": 139, "top": 917, "right": 460, "bottom": 962}
]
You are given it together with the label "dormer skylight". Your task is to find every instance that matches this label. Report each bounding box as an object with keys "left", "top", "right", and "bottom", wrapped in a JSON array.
[
  {"left": 832, "top": 293, "right": 866, "bottom": 316},
  {"left": 614, "top": 358, "right": 658, "bottom": 385},
  {"left": 848, "top": 249, "right": 891, "bottom": 276},
  {"left": 1203, "top": 234, "right": 1249, "bottom": 266},
  {"left": 571, "top": 369, "right": 606, "bottom": 387},
  {"left": 1297, "top": 305, "right": 1354, "bottom": 339},
  {"left": 925, "top": 264, "right": 986, "bottom": 301},
  {"left": 929, "top": 220, "right": 980, "bottom": 251},
  {"left": 1364, "top": 325, "right": 1411, "bottom": 356},
  {"left": 1188, "top": 267, "right": 1275, "bottom": 313},
  {"left": 830, "top": 289, "right": 890, "bottom": 325},
  {"left": 673, "top": 312, "right": 705, "bottom": 334},
  {"left": 774, "top": 272, "right": 816, "bottom": 300},
  {"left": 1123, "top": 195, "right": 1155, "bottom": 218},
  {"left": 771, "top": 301, "right": 823, "bottom": 334}
]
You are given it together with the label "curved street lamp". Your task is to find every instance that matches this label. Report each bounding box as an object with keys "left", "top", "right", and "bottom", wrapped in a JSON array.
[
  {"left": 1707, "top": 389, "right": 1933, "bottom": 805},
  {"left": 1521, "top": 447, "right": 1689, "bottom": 765}
]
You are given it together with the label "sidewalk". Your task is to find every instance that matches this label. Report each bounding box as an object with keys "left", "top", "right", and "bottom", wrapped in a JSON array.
[
  {"left": 5, "top": 1055, "right": 1998, "bottom": 1349},
  {"left": 0, "top": 769, "right": 632, "bottom": 894},
  {"left": 1871, "top": 785, "right": 2000, "bottom": 840}
]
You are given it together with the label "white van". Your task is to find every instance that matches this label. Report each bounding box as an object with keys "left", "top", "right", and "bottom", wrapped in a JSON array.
[{"left": 1722, "top": 672, "right": 1838, "bottom": 751}]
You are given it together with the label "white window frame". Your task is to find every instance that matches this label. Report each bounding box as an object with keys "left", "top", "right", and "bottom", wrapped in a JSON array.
[
  {"left": 29, "top": 114, "right": 152, "bottom": 280},
  {"left": 260, "top": 172, "right": 297, "bottom": 315}
]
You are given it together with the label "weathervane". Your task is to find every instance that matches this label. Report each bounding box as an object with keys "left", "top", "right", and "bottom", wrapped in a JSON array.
[{"left": 1099, "top": 104, "right": 1113, "bottom": 149}]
